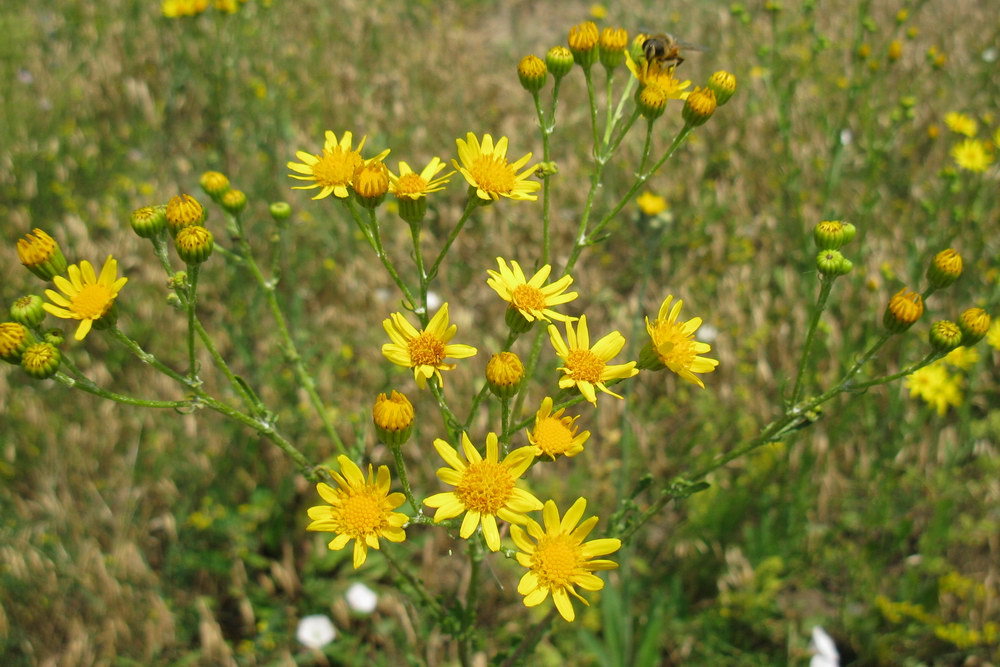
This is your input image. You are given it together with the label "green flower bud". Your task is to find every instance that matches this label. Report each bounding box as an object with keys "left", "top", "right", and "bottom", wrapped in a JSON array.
[
  {"left": 10, "top": 295, "right": 45, "bottom": 327},
  {"left": 928, "top": 320, "right": 962, "bottom": 353},
  {"left": 957, "top": 308, "right": 990, "bottom": 346},
  {"left": 598, "top": 27, "right": 629, "bottom": 70},
  {"left": 517, "top": 55, "right": 548, "bottom": 92},
  {"left": 373, "top": 391, "right": 414, "bottom": 447},
  {"left": 199, "top": 171, "right": 231, "bottom": 199},
  {"left": 130, "top": 205, "right": 167, "bottom": 239},
  {"left": 21, "top": 342, "right": 60, "bottom": 379},
  {"left": 16, "top": 229, "right": 68, "bottom": 281},
  {"left": 175, "top": 225, "right": 214, "bottom": 265},
  {"left": 707, "top": 70, "right": 737, "bottom": 106},
  {"left": 0, "top": 322, "right": 30, "bottom": 364},
  {"left": 682, "top": 87, "right": 717, "bottom": 127},
  {"left": 166, "top": 194, "right": 206, "bottom": 237},
  {"left": 884, "top": 287, "right": 923, "bottom": 333},
  {"left": 638, "top": 84, "right": 668, "bottom": 120},
  {"left": 545, "top": 46, "right": 574, "bottom": 79},
  {"left": 43, "top": 328, "right": 65, "bottom": 346},
  {"left": 814, "top": 220, "right": 853, "bottom": 250},
  {"left": 485, "top": 352, "right": 525, "bottom": 399},
  {"left": 269, "top": 201, "right": 292, "bottom": 221},
  {"left": 926, "top": 249, "right": 962, "bottom": 290},
  {"left": 220, "top": 189, "right": 248, "bottom": 215},
  {"left": 816, "top": 249, "right": 852, "bottom": 276},
  {"left": 568, "top": 21, "right": 599, "bottom": 68}
]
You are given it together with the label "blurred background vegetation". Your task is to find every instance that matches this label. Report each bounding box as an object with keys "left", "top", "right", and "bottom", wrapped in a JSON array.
[{"left": 1, "top": 0, "right": 998, "bottom": 664}]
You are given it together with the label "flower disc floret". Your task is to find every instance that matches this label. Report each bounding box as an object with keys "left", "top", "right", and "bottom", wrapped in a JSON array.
[
  {"left": 548, "top": 315, "right": 638, "bottom": 405},
  {"left": 42, "top": 256, "right": 128, "bottom": 341},
  {"left": 381, "top": 303, "right": 477, "bottom": 389},
  {"left": 511, "top": 497, "right": 621, "bottom": 622},
  {"left": 453, "top": 133, "right": 540, "bottom": 202},
  {"left": 487, "top": 258, "right": 578, "bottom": 324},
  {"left": 528, "top": 397, "right": 590, "bottom": 460},
  {"left": 288, "top": 131, "right": 390, "bottom": 200},
  {"left": 306, "top": 455, "right": 407, "bottom": 569},
  {"left": 423, "top": 433, "right": 542, "bottom": 552}
]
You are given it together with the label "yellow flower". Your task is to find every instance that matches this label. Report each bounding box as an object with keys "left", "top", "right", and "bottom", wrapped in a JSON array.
[
  {"left": 944, "top": 112, "right": 978, "bottom": 137},
  {"left": 636, "top": 191, "right": 667, "bottom": 215},
  {"left": 986, "top": 319, "right": 1000, "bottom": 351},
  {"left": 288, "top": 131, "right": 390, "bottom": 200},
  {"left": 42, "top": 256, "right": 128, "bottom": 341},
  {"left": 306, "top": 456, "right": 407, "bottom": 569},
  {"left": 381, "top": 303, "right": 477, "bottom": 388},
  {"left": 906, "top": 363, "right": 962, "bottom": 416},
  {"left": 16, "top": 228, "right": 68, "bottom": 280},
  {"left": 642, "top": 295, "right": 719, "bottom": 388},
  {"left": 511, "top": 497, "right": 621, "bottom": 622},
  {"left": 527, "top": 397, "right": 590, "bottom": 460},
  {"left": 423, "top": 433, "right": 542, "bottom": 552},
  {"left": 453, "top": 133, "right": 540, "bottom": 202},
  {"left": 388, "top": 158, "right": 454, "bottom": 199},
  {"left": 625, "top": 50, "right": 692, "bottom": 98},
  {"left": 548, "top": 316, "right": 638, "bottom": 405},
  {"left": 943, "top": 346, "right": 979, "bottom": 370},
  {"left": 951, "top": 139, "right": 993, "bottom": 172},
  {"left": 487, "top": 258, "right": 578, "bottom": 323}
]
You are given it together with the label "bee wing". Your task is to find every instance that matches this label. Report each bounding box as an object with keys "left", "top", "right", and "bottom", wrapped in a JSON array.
[{"left": 676, "top": 40, "right": 710, "bottom": 52}]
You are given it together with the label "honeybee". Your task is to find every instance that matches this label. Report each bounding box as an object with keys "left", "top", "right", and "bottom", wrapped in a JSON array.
[{"left": 641, "top": 33, "right": 704, "bottom": 75}]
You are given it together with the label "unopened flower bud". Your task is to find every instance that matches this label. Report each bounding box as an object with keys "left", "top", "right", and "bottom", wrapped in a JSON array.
[
  {"left": 221, "top": 189, "right": 248, "bottom": 215},
  {"left": 199, "top": 171, "right": 231, "bottom": 199},
  {"left": 43, "top": 328, "right": 65, "bottom": 346},
  {"left": 884, "top": 287, "right": 923, "bottom": 333},
  {"left": 568, "top": 21, "right": 599, "bottom": 68},
  {"left": 638, "top": 84, "right": 668, "bottom": 120},
  {"left": 269, "top": 201, "right": 292, "bottom": 221},
  {"left": 682, "top": 86, "right": 717, "bottom": 127},
  {"left": 517, "top": 55, "right": 548, "bottom": 92},
  {"left": 957, "top": 307, "right": 990, "bottom": 346},
  {"left": 373, "top": 391, "right": 414, "bottom": 447},
  {"left": 545, "top": 46, "right": 574, "bottom": 79},
  {"left": 928, "top": 320, "right": 962, "bottom": 353},
  {"left": 814, "top": 220, "right": 853, "bottom": 250},
  {"left": 816, "top": 249, "right": 852, "bottom": 276},
  {"left": 130, "top": 205, "right": 167, "bottom": 239},
  {"left": 175, "top": 225, "right": 214, "bottom": 265},
  {"left": 353, "top": 161, "right": 389, "bottom": 209},
  {"left": 707, "top": 70, "right": 737, "bottom": 105},
  {"left": 926, "top": 249, "right": 962, "bottom": 290},
  {"left": 598, "top": 27, "right": 629, "bottom": 69},
  {"left": 16, "top": 229, "right": 68, "bottom": 281},
  {"left": 0, "top": 322, "right": 30, "bottom": 364},
  {"left": 21, "top": 342, "right": 60, "bottom": 379},
  {"left": 10, "top": 295, "right": 45, "bottom": 327},
  {"left": 166, "top": 194, "right": 206, "bottom": 236},
  {"left": 485, "top": 352, "right": 524, "bottom": 399}
]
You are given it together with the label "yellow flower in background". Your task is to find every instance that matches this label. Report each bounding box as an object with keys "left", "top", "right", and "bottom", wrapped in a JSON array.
[
  {"left": 589, "top": 3, "right": 608, "bottom": 20},
  {"left": 388, "top": 158, "right": 454, "bottom": 199},
  {"left": 306, "top": 456, "right": 407, "bottom": 569},
  {"left": 381, "top": 303, "right": 477, "bottom": 389},
  {"left": 288, "top": 131, "right": 390, "bottom": 200},
  {"left": 511, "top": 497, "right": 621, "bottom": 622},
  {"left": 453, "top": 133, "right": 540, "bottom": 202},
  {"left": 423, "top": 432, "right": 542, "bottom": 552},
  {"left": 528, "top": 397, "right": 590, "bottom": 460},
  {"left": 487, "top": 258, "right": 578, "bottom": 323},
  {"left": 43, "top": 256, "right": 128, "bottom": 341},
  {"left": 944, "top": 112, "right": 978, "bottom": 137},
  {"left": 636, "top": 191, "right": 667, "bottom": 216},
  {"left": 905, "top": 364, "right": 962, "bottom": 416},
  {"left": 548, "top": 315, "right": 638, "bottom": 405},
  {"left": 986, "top": 319, "right": 1000, "bottom": 350},
  {"left": 943, "top": 346, "right": 979, "bottom": 370},
  {"left": 951, "top": 139, "right": 993, "bottom": 172},
  {"left": 643, "top": 295, "right": 719, "bottom": 388}
]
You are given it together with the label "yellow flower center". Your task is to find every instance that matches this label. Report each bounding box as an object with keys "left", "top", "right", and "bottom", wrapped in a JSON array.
[
  {"left": 395, "top": 173, "right": 428, "bottom": 197},
  {"left": 531, "top": 534, "right": 581, "bottom": 588},
  {"left": 312, "top": 147, "right": 363, "bottom": 187},
  {"left": 566, "top": 348, "right": 606, "bottom": 383},
  {"left": 650, "top": 321, "right": 696, "bottom": 368},
  {"left": 71, "top": 283, "right": 116, "bottom": 320},
  {"left": 511, "top": 284, "right": 547, "bottom": 312},
  {"left": 408, "top": 331, "right": 446, "bottom": 367},
  {"left": 335, "top": 488, "right": 385, "bottom": 539},
  {"left": 533, "top": 418, "right": 573, "bottom": 456},
  {"left": 456, "top": 460, "right": 514, "bottom": 514},
  {"left": 470, "top": 155, "right": 515, "bottom": 194}
]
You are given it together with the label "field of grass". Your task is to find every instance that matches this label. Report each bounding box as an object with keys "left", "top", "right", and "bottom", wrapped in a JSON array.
[{"left": 1, "top": 0, "right": 998, "bottom": 664}]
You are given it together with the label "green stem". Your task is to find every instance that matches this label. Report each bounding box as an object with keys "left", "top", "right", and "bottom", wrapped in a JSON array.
[
  {"left": 532, "top": 91, "right": 554, "bottom": 266},
  {"left": 186, "top": 264, "right": 200, "bottom": 382},
  {"left": 601, "top": 67, "right": 616, "bottom": 149},
  {"left": 54, "top": 371, "right": 192, "bottom": 409},
  {"left": 791, "top": 277, "right": 835, "bottom": 403},
  {"left": 426, "top": 197, "right": 478, "bottom": 285},
  {"left": 462, "top": 539, "right": 483, "bottom": 664},
  {"left": 499, "top": 608, "right": 558, "bottom": 667},
  {"left": 428, "top": 378, "right": 462, "bottom": 441},
  {"left": 583, "top": 66, "right": 601, "bottom": 151},
  {"left": 500, "top": 397, "right": 512, "bottom": 456},
  {"left": 409, "top": 220, "right": 429, "bottom": 325},
  {"left": 382, "top": 548, "right": 445, "bottom": 620},
  {"left": 464, "top": 329, "right": 519, "bottom": 428},
  {"left": 360, "top": 203, "right": 418, "bottom": 310},
  {"left": 388, "top": 442, "right": 420, "bottom": 513}
]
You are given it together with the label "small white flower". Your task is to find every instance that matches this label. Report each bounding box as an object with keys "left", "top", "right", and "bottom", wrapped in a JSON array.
[
  {"left": 698, "top": 323, "right": 718, "bottom": 344},
  {"left": 809, "top": 626, "right": 840, "bottom": 667},
  {"left": 345, "top": 582, "right": 379, "bottom": 613},
  {"left": 839, "top": 129, "right": 853, "bottom": 146},
  {"left": 982, "top": 47, "right": 998, "bottom": 63},
  {"left": 296, "top": 614, "right": 336, "bottom": 649},
  {"left": 426, "top": 291, "right": 442, "bottom": 311}
]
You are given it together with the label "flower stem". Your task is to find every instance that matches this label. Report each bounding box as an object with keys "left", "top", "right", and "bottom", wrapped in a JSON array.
[
  {"left": 186, "top": 264, "right": 200, "bottom": 383},
  {"left": 426, "top": 197, "right": 478, "bottom": 285},
  {"left": 583, "top": 66, "right": 601, "bottom": 151},
  {"left": 54, "top": 371, "right": 192, "bottom": 409},
  {"left": 428, "top": 378, "right": 463, "bottom": 442},
  {"left": 499, "top": 608, "right": 558, "bottom": 667},
  {"left": 531, "top": 90, "right": 555, "bottom": 266},
  {"left": 388, "top": 442, "right": 420, "bottom": 513},
  {"left": 461, "top": 539, "right": 483, "bottom": 665},
  {"left": 500, "top": 397, "right": 512, "bottom": 456},
  {"left": 361, "top": 203, "right": 418, "bottom": 311},
  {"left": 382, "top": 548, "right": 445, "bottom": 620},
  {"left": 791, "top": 276, "right": 835, "bottom": 404}
]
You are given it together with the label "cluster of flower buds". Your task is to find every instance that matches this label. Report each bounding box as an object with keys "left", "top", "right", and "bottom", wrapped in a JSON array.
[{"left": 814, "top": 220, "right": 857, "bottom": 277}]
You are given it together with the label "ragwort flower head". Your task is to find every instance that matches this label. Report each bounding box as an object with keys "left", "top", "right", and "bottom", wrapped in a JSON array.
[
  {"left": 487, "top": 258, "right": 578, "bottom": 324},
  {"left": 625, "top": 49, "right": 691, "bottom": 98},
  {"left": 548, "top": 315, "right": 638, "bottom": 405},
  {"left": 951, "top": 138, "right": 993, "bottom": 172},
  {"left": 453, "top": 133, "right": 540, "bottom": 202},
  {"left": 905, "top": 363, "right": 962, "bottom": 416},
  {"left": 424, "top": 432, "right": 542, "bottom": 551},
  {"left": 528, "top": 397, "right": 590, "bottom": 460},
  {"left": 306, "top": 455, "right": 407, "bottom": 569},
  {"left": 641, "top": 295, "right": 719, "bottom": 388},
  {"left": 288, "top": 131, "right": 390, "bottom": 200},
  {"left": 388, "top": 158, "right": 454, "bottom": 200},
  {"left": 42, "top": 256, "right": 128, "bottom": 341},
  {"left": 381, "top": 303, "right": 477, "bottom": 389},
  {"left": 512, "top": 497, "right": 621, "bottom": 622}
]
